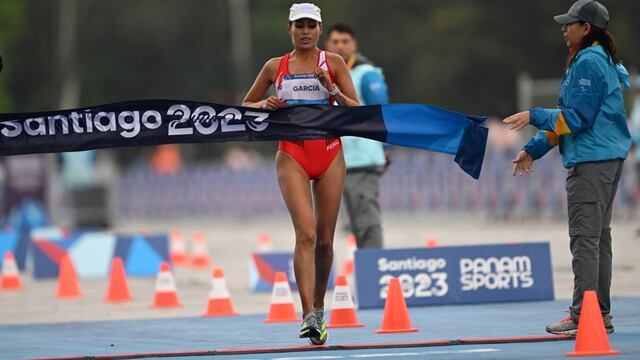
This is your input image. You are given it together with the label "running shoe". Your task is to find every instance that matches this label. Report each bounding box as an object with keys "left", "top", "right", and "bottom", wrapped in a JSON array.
[
  {"left": 312, "top": 308, "right": 328, "bottom": 345},
  {"left": 299, "top": 312, "right": 321, "bottom": 343}
]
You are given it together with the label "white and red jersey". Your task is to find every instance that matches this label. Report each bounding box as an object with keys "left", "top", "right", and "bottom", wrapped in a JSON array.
[
  {"left": 274, "top": 49, "right": 342, "bottom": 180},
  {"left": 275, "top": 50, "right": 336, "bottom": 107}
]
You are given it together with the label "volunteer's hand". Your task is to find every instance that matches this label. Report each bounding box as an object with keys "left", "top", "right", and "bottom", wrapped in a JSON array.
[
  {"left": 503, "top": 111, "right": 531, "bottom": 131},
  {"left": 512, "top": 150, "right": 534, "bottom": 176}
]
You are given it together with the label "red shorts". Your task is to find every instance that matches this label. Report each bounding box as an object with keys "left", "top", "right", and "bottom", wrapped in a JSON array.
[{"left": 278, "top": 138, "right": 342, "bottom": 180}]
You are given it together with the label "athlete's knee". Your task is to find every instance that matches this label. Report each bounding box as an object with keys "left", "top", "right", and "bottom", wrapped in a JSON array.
[
  {"left": 315, "top": 237, "right": 333, "bottom": 254},
  {"left": 296, "top": 231, "right": 317, "bottom": 249}
]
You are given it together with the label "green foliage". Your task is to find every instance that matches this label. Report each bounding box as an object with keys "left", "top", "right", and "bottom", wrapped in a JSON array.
[
  {"left": 0, "top": 0, "right": 26, "bottom": 111},
  {"left": 1, "top": 0, "right": 638, "bottom": 164}
]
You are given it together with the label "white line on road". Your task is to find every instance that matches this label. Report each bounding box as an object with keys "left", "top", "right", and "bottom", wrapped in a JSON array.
[
  {"left": 267, "top": 348, "right": 501, "bottom": 360},
  {"left": 349, "top": 352, "right": 421, "bottom": 358}
]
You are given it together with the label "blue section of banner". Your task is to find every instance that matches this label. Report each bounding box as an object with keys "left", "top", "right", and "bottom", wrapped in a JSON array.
[
  {"left": 381, "top": 104, "right": 487, "bottom": 179},
  {"left": 454, "top": 119, "right": 489, "bottom": 179},
  {"left": 354, "top": 243, "right": 554, "bottom": 309},
  {"left": 381, "top": 104, "right": 466, "bottom": 155}
]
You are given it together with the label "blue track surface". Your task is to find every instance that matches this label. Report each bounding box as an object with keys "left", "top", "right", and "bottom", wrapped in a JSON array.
[{"left": 2, "top": 297, "right": 638, "bottom": 359}]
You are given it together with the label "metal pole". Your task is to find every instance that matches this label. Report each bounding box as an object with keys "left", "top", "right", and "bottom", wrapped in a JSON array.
[
  {"left": 52, "top": 0, "right": 81, "bottom": 226},
  {"left": 516, "top": 72, "right": 532, "bottom": 112},
  {"left": 57, "top": 0, "right": 80, "bottom": 109},
  {"left": 228, "top": 0, "right": 252, "bottom": 104}
]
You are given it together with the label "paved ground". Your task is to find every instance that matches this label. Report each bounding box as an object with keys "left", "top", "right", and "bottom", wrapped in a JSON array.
[
  {"left": 1, "top": 213, "right": 638, "bottom": 359},
  {"left": 2, "top": 297, "right": 638, "bottom": 359},
  {"left": 1, "top": 213, "right": 639, "bottom": 324}
]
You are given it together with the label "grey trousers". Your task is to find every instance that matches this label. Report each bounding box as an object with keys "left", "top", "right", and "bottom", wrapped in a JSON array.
[
  {"left": 343, "top": 168, "right": 384, "bottom": 249},
  {"left": 567, "top": 160, "right": 624, "bottom": 321}
]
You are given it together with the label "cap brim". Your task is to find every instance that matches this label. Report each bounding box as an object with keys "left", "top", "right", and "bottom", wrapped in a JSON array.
[
  {"left": 289, "top": 14, "right": 322, "bottom": 22},
  {"left": 553, "top": 13, "right": 579, "bottom": 25}
]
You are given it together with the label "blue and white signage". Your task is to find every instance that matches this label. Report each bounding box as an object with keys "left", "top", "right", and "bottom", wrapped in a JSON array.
[
  {"left": 354, "top": 242, "right": 554, "bottom": 309},
  {"left": 249, "top": 252, "right": 335, "bottom": 292}
]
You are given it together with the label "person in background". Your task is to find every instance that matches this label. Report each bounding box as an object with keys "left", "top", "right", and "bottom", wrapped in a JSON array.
[
  {"left": 325, "top": 23, "right": 389, "bottom": 249},
  {"left": 504, "top": 0, "right": 631, "bottom": 335}
]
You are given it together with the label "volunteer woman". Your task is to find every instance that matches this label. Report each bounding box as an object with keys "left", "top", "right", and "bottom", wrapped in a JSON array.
[{"left": 504, "top": 0, "right": 631, "bottom": 335}]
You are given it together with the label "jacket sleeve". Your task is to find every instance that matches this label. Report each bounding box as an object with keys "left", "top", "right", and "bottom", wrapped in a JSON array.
[
  {"left": 529, "top": 58, "right": 603, "bottom": 136},
  {"left": 360, "top": 71, "right": 389, "bottom": 105},
  {"left": 523, "top": 130, "right": 559, "bottom": 160}
]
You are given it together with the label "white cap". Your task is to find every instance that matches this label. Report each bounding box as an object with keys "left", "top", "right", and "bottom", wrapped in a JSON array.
[{"left": 289, "top": 3, "right": 322, "bottom": 23}]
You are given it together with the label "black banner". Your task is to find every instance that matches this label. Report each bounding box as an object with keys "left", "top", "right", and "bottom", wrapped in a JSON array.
[{"left": 0, "top": 100, "right": 488, "bottom": 178}]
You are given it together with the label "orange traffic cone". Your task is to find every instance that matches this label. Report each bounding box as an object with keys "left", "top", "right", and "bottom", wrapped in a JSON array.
[
  {"left": 257, "top": 232, "right": 273, "bottom": 252},
  {"left": 328, "top": 275, "right": 364, "bottom": 328},
  {"left": 341, "top": 234, "right": 357, "bottom": 276},
  {"left": 264, "top": 272, "right": 301, "bottom": 323},
  {"left": 151, "top": 262, "right": 181, "bottom": 308},
  {"left": 169, "top": 229, "right": 188, "bottom": 266},
  {"left": 1, "top": 251, "right": 22, "bottom": 290},
  {"left": 567, "top": 290, "right": 619, "bottom": 357},
  {"left": 190, "top": 232, "right": 211, "bottom": 269},
  {"left": 375, "top": 277, "right": 418, "bottom": 333},
  {"left": 57, "top": 254, "right": 82, "bottom": 299},
  {"left": 425, "top": 237, "right": 439, "bottom": 248},
  {"left": 203, "top": 267, "right": 238, "bottom": 317},
  {"left": 104, "top": 257, "right": 133, "bottom": 302}
]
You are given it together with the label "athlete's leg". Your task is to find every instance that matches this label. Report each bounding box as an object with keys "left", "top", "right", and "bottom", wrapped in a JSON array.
[
  {"left": 312, "top": 152, "right": 346, "bottom": 309},
  {"left": 276, "top": 151, "right": 316, "bottom": 315}
]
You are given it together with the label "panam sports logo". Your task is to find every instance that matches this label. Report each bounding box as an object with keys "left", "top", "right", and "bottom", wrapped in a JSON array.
[{"left": 460, "top": 256, "right": 533, "bottom": 291}]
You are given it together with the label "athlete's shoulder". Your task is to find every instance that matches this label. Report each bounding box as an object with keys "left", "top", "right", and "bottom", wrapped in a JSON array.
[
  {"left": 260, "top": 57, "right": 283, "bottom": 78},
  {"left": 264, "top": 57, "right": 283, "bottom": 69},
  {"left": 325, "top": 51, "right": 347, "bottom": 68},
  {"left": 325, "top": 51, "right": 344, "bottom": 63}
]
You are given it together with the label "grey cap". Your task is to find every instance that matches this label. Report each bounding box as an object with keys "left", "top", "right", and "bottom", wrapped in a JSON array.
[{"left": 554, "top": 0, "right": 609, "bottom": 29}]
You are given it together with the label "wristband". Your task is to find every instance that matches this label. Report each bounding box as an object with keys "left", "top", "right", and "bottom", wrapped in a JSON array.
[{"left": 329, "top": 85, "right": 340, "bottom": 97}]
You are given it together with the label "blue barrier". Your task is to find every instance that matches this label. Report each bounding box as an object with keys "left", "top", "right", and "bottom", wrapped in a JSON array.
[
  {"left": 31, "top": 231, "right": 169, "bottom": 279},
  {"left": 354, "top": 243, "right": 554, "bottom": 309},
  {"left": 249, "top": 252, "right": 335, "bottom": 292}
]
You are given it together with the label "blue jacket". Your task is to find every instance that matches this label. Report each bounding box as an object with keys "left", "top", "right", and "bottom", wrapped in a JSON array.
[
  {"left": 342, "top": 55, "right": 389, "bottom": 170},
  {"left": 523, "top": 45, "right": 631, "bottom": 168}
]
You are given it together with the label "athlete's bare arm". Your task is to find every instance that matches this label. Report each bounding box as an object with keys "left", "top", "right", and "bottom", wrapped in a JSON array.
[
  {"left": 326, "top": 52, "right": 359, "bottom": 107},
  {"left": 242, "top": 57, "right": 283, "bottom": 110}
]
